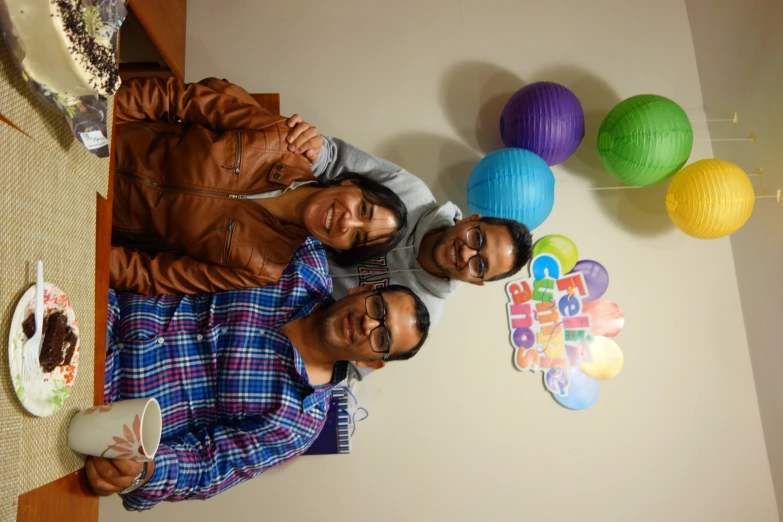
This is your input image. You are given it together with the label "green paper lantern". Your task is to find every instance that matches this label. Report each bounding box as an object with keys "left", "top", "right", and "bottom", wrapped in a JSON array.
[{"left": 597, "top": 95, "right": 693, "bottom": 186}]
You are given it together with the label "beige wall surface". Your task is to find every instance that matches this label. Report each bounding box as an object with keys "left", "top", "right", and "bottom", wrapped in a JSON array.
[
  {"left": 687, "top": 0, "right": 783, "bottom": 519},
  {"left": 100, "top": 1, "right": 778, "bottom": 521}
]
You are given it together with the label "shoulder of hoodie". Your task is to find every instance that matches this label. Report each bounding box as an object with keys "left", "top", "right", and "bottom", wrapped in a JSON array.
[{"left": 329, "top": 137, "right": 437, "bottom": 204}]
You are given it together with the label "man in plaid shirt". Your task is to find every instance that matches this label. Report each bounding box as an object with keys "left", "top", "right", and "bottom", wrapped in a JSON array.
[{"left": 85, "top": 238, "right": 430, "bottom": 510}]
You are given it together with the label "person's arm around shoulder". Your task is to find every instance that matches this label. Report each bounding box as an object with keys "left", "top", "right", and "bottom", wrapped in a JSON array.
[
  {"left": 281, "top": 116, "right": 403, "bottom": 181},
  {"left": 279, "top": 117, "right": 448, "bottom": 220},
  {"left": 286, "top": 114, "right": 428, "bottom": 191}
]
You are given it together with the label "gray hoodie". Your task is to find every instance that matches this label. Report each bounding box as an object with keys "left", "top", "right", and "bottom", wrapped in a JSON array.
[{"left": 312, "top": 137, "right": 462, "bottom": 381}]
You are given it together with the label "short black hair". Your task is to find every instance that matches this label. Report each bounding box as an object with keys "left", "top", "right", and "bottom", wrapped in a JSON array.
[
  {"left": 376, "top": 284, "right": 430, "bottom": 362},
  {"left": 321, "top": 174, "right": 407, "bottom": 266},
  {"left": 478, "top": 216, "right": 533, "bottom": 282}
]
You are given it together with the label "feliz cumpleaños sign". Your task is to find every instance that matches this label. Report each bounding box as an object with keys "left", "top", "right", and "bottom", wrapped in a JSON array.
[{"left": 506, "top": 235, "right": 624, "bottom": 410}]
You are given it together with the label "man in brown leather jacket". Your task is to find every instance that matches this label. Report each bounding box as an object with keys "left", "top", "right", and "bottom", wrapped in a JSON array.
[{"left": 112, "top": 77, "right": 406, "bottom": 295}]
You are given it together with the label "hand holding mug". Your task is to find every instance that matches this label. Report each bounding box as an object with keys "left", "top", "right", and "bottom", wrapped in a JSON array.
[
  {"left": 70, "top": 399, "right": 162, "bottom": 496},
  {"left": 85, "top": 457, "right": 154, "bottom": 496}
]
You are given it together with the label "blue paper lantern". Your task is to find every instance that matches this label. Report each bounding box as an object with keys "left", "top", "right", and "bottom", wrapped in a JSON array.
[{"left": 466, "top": 149, "right": 555, "bottom": 230}]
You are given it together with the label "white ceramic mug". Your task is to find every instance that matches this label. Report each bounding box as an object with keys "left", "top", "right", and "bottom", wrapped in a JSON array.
[{"left": 68, "top": 398, "right": 162, "bottom": 462}]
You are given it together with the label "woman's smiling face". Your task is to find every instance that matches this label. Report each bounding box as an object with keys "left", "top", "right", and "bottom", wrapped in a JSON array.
[{"left": 302, "top": 179, "right": 400, "bottom": 250}]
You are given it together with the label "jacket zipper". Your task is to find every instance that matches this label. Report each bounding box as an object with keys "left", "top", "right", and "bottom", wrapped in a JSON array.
[
  {"left": 221, "top": 131, "right": 242, "bottom": 174},
  {"left": 114, "top": 168, "right": 289, "bottom": 235},
  {"left": 116, "top": 168, "right": 248, "bottom": 199},
  {"left": 218, "top": 220, "right": 236, "bottom": 264}
]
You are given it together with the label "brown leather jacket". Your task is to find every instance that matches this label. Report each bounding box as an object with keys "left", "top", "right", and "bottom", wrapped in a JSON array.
[{"left": 111, "top": 77, "right": 318, "bottom": 295}]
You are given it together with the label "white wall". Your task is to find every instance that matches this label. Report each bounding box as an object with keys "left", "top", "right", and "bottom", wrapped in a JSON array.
[
  {"left": 687, "top": 0, "right": 783, "bottom": 518},
  {"left": 101, "top": 1, "right": 778, "bottom": 520}
]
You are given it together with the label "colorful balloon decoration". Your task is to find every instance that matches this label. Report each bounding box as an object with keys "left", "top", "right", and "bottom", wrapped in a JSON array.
[
  {"left": 580, "top": 336, "right": 624, "bottom": 380},
  {"left": 553, "top": 367, "right": 600, "bottom": 410},
  {"left": 597, "top": 94, "right": 693, "bottom": 186},
  {"left": 569, "top": 259, "right": 609, "bottom": 302},
  {"left": 666, "top": 159, "right": 755, "bottom": 239},
  {"left": 467, "top": 148, "right": 555, "bottom": 230},
  {"left": 532, "top": 234, "right": 579, "bottom": 272},
  {"left": 582, "top": 299, "right": 624, "bottom": 338},
  {"left": 505, "top": 235, "right": 624, "bottom": 410},
  {"left": 500, "top": 81, "right": 585, "bottom": 166}
]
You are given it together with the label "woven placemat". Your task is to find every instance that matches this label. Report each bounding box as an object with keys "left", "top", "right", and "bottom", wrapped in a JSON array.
[{"left": 0, "top": 40, "right": 111, "bottom": 521}]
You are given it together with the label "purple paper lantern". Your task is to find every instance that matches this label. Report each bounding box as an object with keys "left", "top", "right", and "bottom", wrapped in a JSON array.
[{"left": 500, "top": 82, "right": 585, "bottom": 166}]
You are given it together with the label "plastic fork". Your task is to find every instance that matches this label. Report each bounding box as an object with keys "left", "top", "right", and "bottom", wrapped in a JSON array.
[{"left": 23, "top": 261, "right": 44, "bottom": 382}]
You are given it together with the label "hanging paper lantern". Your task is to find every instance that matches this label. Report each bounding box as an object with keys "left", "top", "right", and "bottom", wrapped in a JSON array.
[
  {"left": 597, "top": 94, "right": 693, "bottom": 186},
  {"left": 500, "top": 81, "right": 585, "bottom": 166},
  {"left": 666, "top": 159, "right": 755, "bottom": 239},
  {"left": 467, "top": 148, "right": 555, "bottom": 230}
]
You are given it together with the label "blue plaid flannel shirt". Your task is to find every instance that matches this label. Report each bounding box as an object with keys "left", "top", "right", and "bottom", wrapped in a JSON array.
[{"left": 104, "top": 238, "right": 347, "bottom": 510}]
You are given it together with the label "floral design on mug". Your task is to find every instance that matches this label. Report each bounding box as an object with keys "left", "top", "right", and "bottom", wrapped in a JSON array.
[
  {"left": 83, "top": 404, "right": 113, "bottom": 415},
  {"left": 101, "top": 413, "right": 145, "bottom": 460}
]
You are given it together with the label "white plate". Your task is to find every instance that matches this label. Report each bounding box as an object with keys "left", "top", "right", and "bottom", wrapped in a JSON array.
[{"left": 8, "top": 283, "right": 81, "bottom": 417}]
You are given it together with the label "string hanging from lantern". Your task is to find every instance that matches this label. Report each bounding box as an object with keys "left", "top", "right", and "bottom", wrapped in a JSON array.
[
  {"left": 589, "top": 185, "right": 649, "bottom": 191},
  {"left": 688, "top": 111, "right": 740, "bottom": 126},
  {"left": 755, "top": 189, "right": 782, "bottom": 203},
  {"left": 748, "top": 168, "right": 769, "bottom": 194},
  {"left": 588, "top": 165, "right": 766, "bottom": 192},
  {"left": 694, "top": 132, "right": 757, "bottom": 143}
]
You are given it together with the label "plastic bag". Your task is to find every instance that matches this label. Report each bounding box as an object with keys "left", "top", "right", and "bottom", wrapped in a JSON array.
[{"left": 0, "top": 0, "right": 127, "bottom": 157}]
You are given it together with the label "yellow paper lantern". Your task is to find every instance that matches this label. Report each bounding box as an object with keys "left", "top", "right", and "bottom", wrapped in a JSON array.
[{"left": 666, "top": 159, "right": 755, "bottom": 239}]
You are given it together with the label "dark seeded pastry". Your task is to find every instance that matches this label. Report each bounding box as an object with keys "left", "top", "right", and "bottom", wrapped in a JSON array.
[{"left": 22, "top": 310, "right": 78, "bottom": 373}]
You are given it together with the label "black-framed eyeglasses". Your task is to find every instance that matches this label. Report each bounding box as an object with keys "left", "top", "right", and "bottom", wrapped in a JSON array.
[
  {"left": 465, "top": 224, "right": 486, "bottom": 280},
  {"left": 365, "top": 293, "right": 391, "bottom": 359}
]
